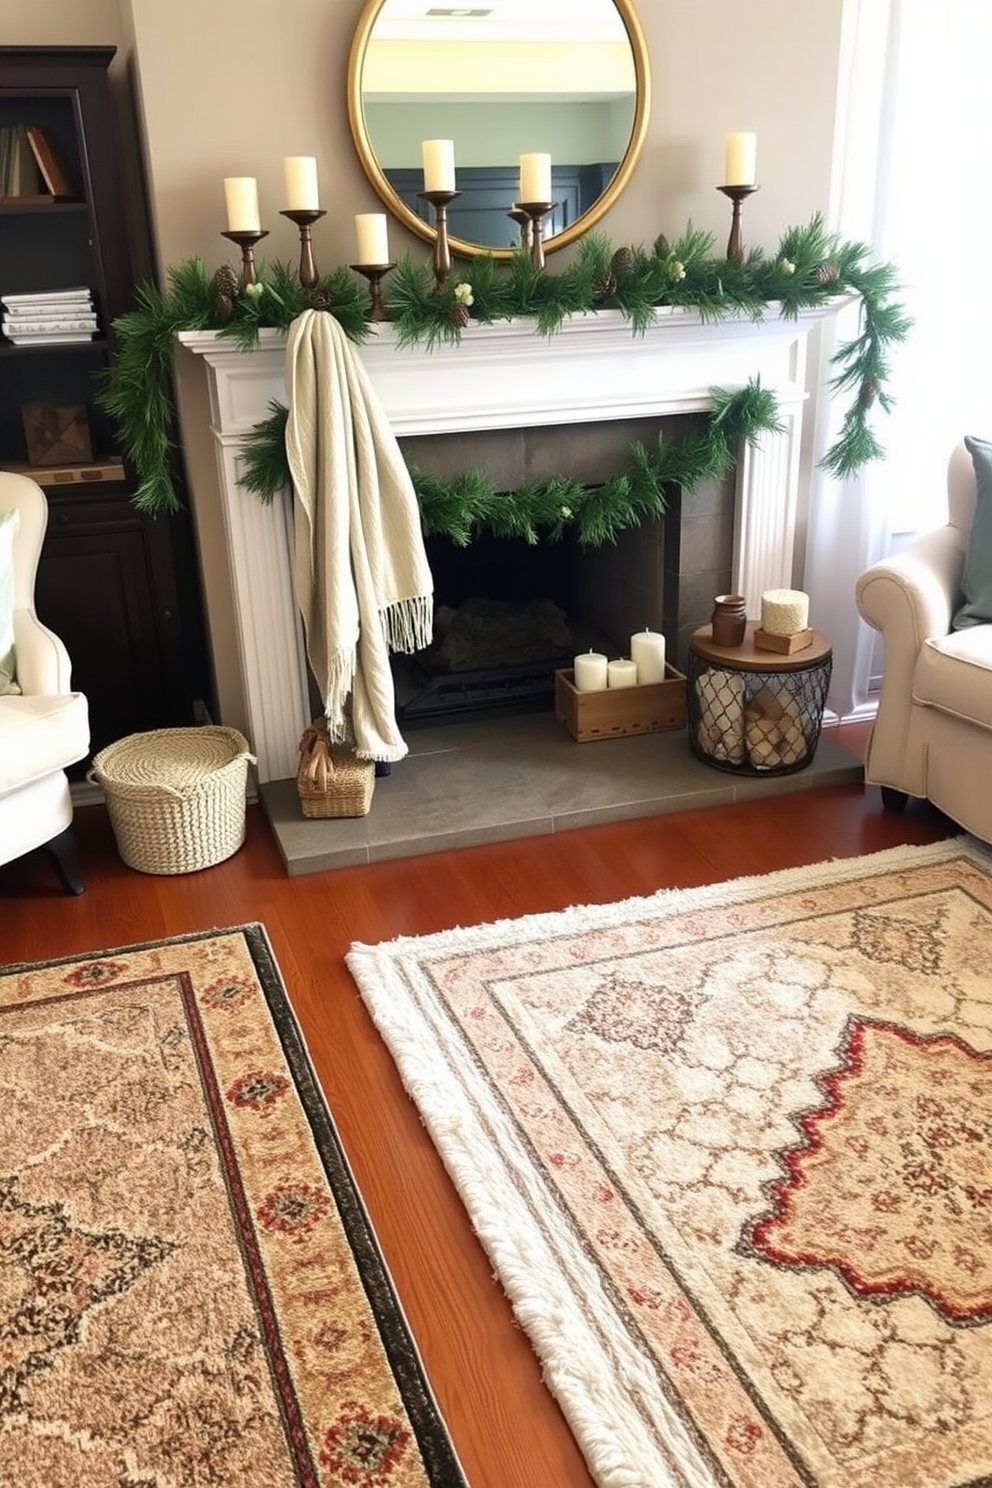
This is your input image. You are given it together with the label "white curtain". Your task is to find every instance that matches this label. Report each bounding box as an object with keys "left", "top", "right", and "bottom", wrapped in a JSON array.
[{"left": 803, "top": 0, "right": 992, "bottom": 718}]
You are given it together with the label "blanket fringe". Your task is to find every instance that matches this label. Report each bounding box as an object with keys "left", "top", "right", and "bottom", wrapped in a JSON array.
[
  {"left": 382, "top": 594, "right": 434, "bottom": 655},
  {"left": 321, "top": 650, "right": 357, "bottom": 741}
]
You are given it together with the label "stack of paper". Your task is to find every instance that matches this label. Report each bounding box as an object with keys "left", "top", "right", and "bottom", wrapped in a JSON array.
[{"left": 1, "top": 287, "right": 98, "bottom": 345}]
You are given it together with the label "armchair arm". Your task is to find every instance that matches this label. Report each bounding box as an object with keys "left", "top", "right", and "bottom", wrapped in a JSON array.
[
  {"left": 856, "top": 524, "right": 963, "bottom": 644},
  {"left": 855, "top": 524, "right": 964, "bottom": 794},
  {"left": 12, "top": 606, "right": 72, "bottom": 696}
]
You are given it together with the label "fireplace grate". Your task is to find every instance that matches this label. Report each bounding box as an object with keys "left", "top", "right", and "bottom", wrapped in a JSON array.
[{"left": 397, "top": 657, "right": 569, "bottom": 726}]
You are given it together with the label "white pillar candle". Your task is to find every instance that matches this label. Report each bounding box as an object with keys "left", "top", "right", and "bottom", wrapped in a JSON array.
[
  {"left": 724, "top": 132, "right": 757, "bottom": 186},
  {"left": 422, "top": 139, "right": 455, "bottom": 192},
  {"left": 630, "top": 629, "right": 666, "bottom": 684},
  {"left": 573, "top": 650, "right": 608, "bottom": 692},
  {"left": 224, "top": 176, "right": 260, "bottom": 233},
  {"left": 607, "top": 658, "right": 638, "bottom": 689},
  {"left": 354, "top": 213, "right": 390, "bottom": 265},
  {"left": 283, "top": 155, "right": 319, "bottom": 211},
  {"left": 760, "top": 588, "right": 810, "bottom": 636},
  {"left": 519, "top": 152, "right": 552, "bottom": 203}
]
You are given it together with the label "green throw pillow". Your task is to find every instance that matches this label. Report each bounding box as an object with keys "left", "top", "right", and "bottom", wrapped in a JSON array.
[
  {"left": 953, "top": 435, "right": 992, "bottom": 630},
  {"left": 0, "top": 507, "right": 19, "bottom": 695}
]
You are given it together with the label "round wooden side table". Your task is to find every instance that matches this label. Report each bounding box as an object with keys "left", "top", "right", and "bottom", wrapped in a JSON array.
[{"left": 687, "top": 622, "right": 832, "bottom": 774}]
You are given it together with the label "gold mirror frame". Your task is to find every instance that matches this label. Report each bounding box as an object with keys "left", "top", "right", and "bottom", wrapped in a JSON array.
[{"left": 347, "top": 0, "right": 651, "bottom": 261}]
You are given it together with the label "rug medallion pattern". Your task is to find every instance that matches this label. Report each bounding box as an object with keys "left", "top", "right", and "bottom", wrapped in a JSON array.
[
  {"left": 0, "top": 926, "right": 465, "bottom": 1488},
  {"left": 349, "top": 840, "right": 992, "bottom": 1488}
]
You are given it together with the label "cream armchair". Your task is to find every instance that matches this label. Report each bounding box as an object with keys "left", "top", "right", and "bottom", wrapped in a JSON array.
[
  {"left": 855, "top": 441, "right": 992, "bottom": 842},
  {"left": 0, "top": 472, "right": 90, "bottom": 893}
]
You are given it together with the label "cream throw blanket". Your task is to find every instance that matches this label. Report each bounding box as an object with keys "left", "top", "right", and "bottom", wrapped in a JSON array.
[{"left": 285, "top": 310, "right": 433, "bottom": 763}]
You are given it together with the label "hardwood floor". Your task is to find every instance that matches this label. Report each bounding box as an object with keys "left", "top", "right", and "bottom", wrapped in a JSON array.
[{"left": 0, "top": 722, "right": 959, "bottom": 1488}]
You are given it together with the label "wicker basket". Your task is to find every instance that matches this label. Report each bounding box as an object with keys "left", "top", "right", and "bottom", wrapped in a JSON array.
[
  {"left": 297, "top": 720, "right": 375, "bottom": 819},
  {"left": 88, "top": 726, "right": 256, "bottom": 875}
]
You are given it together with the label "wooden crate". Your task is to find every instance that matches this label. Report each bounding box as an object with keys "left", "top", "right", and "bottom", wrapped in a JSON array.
[
  {"left": 752, "top": 626, "right": 814, "bottom": 655},
  {"left": 554, "top": 664, "right": 687, "bottom": 743}
]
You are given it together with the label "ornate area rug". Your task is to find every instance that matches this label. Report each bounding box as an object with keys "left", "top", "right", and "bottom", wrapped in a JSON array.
[
  {"left": 347, "top": 837, "right": 992, "bottom": 1488},
  {"left": 0, "top": 924, "right": 465, "bottom": 1488}
]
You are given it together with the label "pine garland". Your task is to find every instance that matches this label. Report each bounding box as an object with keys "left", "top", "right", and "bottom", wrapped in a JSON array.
[
  {"left": 97, "top": 259, "right": 369, "bottom": 514},
  {"left": 237, "top": 379, "right": 783, "bottom": 547},
  {"left": 97, "top": 213, "right": 909, "bottom": 515}
]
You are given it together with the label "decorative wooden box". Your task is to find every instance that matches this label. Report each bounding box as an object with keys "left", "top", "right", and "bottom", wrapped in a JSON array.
[{"left": 554, "top": 664, "right": 687, "bottom": 743}]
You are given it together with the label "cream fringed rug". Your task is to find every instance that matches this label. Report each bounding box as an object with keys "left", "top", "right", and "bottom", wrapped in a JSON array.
[{"left": 347, "top": 837, "right": 992, "bottom": 1488}]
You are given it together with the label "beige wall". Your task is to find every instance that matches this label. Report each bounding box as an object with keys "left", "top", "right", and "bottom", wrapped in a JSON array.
[
  {"left": 6, "top": 0, "right": 846, "bottom": 740},
  {"left": 1, "top": 0, "right": 123, "bottom": 49}
]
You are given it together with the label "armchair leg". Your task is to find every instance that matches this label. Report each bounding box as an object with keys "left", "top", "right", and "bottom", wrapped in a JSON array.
[
  {"left": 880, "top": 785, "right": 909, "bottom": 813},
  {"left": 41, "top": 826, "right": 86, "bottom": 896}
]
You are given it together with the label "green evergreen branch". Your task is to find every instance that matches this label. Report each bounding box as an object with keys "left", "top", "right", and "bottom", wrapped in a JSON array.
[
  {"left": 98, "top": 214, "right": 911, "bottom": 516},
  {"left": 237, "top": 378, "right": 781, "bottom": 548},
  {"left": 237, "top": 402, "right": 290, "bottom": 503}
]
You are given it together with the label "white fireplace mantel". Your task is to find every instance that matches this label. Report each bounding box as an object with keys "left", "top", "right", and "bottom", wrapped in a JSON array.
[{"left": 179, "top": 303, "right": 841, "bottom": 783}]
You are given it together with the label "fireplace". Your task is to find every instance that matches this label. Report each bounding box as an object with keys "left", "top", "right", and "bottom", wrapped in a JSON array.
[
  {"left": 180, "top": 303, "right": 838, "bottom": 783},
  {"left": 390, "top": 410, "right": 737, "bottom": 725}
]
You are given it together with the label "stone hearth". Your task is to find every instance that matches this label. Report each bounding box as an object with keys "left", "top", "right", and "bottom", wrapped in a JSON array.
[{"left": 258, "top": 714, "right": 862, "bottom": 876}]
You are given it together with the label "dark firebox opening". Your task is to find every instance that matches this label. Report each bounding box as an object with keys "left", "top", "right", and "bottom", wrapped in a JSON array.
[
  {"left": 387, "top": 414, "right": 730, "bottom": 727},
  {"left": 392, "top": 529, "right": 624, "bottom": 727}
]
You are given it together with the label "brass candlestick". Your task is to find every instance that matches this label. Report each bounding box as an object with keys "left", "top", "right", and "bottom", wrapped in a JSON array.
[
  {"left": 507, "top": 206, "right": 533, "bottom": 253},
  {"left": 418, "top": 188, "right": 461, "bottom": 288},
  {"left": 517, "top": 200, "right": 556, "bottom": 270},
  {"left": 280, "top": 208, "right": 327, "bottom": 287},
  {"left": 220, "top": 228, "right": 269, "bottom": 289},
  {"left": 349, "top": 262, "right": 395, "bottom": 322},
  {"left": 717, "top": 183, "right": 759, "bottom": 261}
]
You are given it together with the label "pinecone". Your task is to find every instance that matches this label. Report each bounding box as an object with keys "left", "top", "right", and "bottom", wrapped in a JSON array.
[
  {"left": 653, "top": 232, "right": 670, "bottom": 258},
  {"left": 212, "top": 263, "right": 239, "bottom": 323},
  {"left": 305, "top": 287, "right": 334, "bottom": 311},
  {"left": 610, "top": 246, "right": 633, "bottom": 279},
  {"left": 858, "top": 375, "right": 880, "bottom": 410},
  {"left": 449, "top": 302, "right": 471, "bottom": 329},
  {"left": 814, "top": 260, "right": 839, "bottom": 285},
  {"left": 595, "top": 272, "right": 616, "bottom": 301},
  {"left": 213, "top": 263, "right": 239, "bottom": 299}
]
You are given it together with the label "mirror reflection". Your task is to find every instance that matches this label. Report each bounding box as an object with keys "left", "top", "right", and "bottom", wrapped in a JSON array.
[{"left": 348, "top": 0, "right": 649, "bottom": 259}]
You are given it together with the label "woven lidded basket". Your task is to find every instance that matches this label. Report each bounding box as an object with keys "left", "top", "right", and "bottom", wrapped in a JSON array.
[
  {"left": 297, "top": 720, "right": 375, "bottom": 819},
  {"left": 88, "top": 726, "right": 256, "bottom": 874}
]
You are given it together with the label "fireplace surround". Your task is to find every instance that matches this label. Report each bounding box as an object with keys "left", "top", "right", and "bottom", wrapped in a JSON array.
[{"left": 180, "top": 302, "right": 840, "bottom": 783}]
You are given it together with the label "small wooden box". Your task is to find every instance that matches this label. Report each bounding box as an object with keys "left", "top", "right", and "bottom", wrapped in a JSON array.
[
  {"left": 554, "top": 664, "right": 687, "bottom": 743},
  {"left": 21, "top": 404, "right": 93, "bottom": 467},
  {"left": 752, "top": 626, "right": 814, "bottom": 655}
]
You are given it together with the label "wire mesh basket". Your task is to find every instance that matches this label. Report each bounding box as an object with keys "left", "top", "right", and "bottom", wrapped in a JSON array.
[{"left": 687, "top": 648, "right": 832, "bottom": 775}]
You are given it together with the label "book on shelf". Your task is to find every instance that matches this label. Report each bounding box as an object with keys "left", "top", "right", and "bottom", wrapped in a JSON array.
[
  {"left": 25, "top": 126, "right": 76, "bottom": 199},
  {"left": 1, "top": 126, "right": 44, "bottom": 198},
  {"left": 0, "top": 124, "right": 76, "bottom": 200},
  {"left": 4, "top": 331, "right": 96, "bottom": 346},
  {"left": 0, "top": 291, "right": 96, "bottom": 339},
  {"left": 3, "top": 316, "right": 98, "bottom": 333},
  {"left": 2, "top": 287, "right": 93, "bottom": 307}
]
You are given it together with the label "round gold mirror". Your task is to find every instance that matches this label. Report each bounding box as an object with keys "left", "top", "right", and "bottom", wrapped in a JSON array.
[{"left": 347, "top": 0, "right": 651, "bottom": 260}]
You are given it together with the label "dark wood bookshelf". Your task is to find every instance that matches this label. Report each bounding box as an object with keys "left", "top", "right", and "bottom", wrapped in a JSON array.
[{"left": 0, "top": 45, "right": 209, "bottom": 759}]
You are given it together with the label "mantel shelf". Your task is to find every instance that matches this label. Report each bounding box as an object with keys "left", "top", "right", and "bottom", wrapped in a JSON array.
[{"left": 179, "top": 297, "right": 851, "bottom": 443}]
